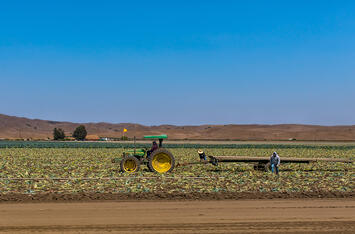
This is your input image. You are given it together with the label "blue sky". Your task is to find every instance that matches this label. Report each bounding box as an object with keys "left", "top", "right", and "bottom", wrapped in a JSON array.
[{"left": 1, "top": 0, "right": 354, "bottom": 125}]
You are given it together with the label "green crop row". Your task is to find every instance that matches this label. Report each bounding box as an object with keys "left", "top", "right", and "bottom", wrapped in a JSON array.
[{"left": 1, "top": 141, "right": 355, "bottom": 150}]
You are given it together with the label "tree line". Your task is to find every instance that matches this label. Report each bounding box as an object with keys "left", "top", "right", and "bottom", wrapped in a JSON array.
[{"left": 53, "top": 125, "right": 87, "bottom": 141}]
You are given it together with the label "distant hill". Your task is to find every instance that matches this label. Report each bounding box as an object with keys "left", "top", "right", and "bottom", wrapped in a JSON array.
[{"left": 0, "top": 113, "right": 354, "bottom": 141}]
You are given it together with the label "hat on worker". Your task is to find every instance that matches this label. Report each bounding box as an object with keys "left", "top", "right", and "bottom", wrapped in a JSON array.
[{"left": 198, "top": 150, "right": 204, "bottom": 154}]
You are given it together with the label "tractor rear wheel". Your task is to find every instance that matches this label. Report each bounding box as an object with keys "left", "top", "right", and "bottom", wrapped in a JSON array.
[
  {"left": 148, "top": 148, "right": 175, "bottom": 173},
  {"left": 120, "top": 156, "right": 140, "bottom": 173}
]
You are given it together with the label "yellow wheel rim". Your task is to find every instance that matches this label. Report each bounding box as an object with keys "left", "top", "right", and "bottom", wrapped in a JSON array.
[
  {"left": 152, "top": 153, "right": 172, "bottom": 173},
  {"left": 123, "top": 159, "right": 137, "bottom": 173}
]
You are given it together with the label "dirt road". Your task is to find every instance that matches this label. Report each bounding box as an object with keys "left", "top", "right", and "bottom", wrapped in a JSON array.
[{"left": 0, "top": 199, "right": 354, "bottom": 233}]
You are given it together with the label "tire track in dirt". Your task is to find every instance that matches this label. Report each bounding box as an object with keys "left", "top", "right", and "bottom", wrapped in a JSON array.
[
  {"left": 1, "top": 221, "right": 355, "bottom": 233},
  {"left": 0, "top": 199, "right": 354, "bottom": 233}
]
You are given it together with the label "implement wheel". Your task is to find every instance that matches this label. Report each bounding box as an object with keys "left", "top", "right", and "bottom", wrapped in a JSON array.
[
  {"left": 120, "top": 156, "right": 140, "bottom": 173},
  {"left": 148, "top": 148, "right": 175, "bottom": 173}
]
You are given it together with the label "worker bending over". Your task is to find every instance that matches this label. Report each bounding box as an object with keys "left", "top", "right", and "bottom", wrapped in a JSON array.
[
  {"left": 270, "top": 152, "right": 280, "bottom": 175},
  {"left": 198, "top": 150, "right": 207, "bottom": 161}
]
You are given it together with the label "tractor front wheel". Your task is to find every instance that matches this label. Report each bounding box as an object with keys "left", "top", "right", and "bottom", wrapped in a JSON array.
[
  {"left": 120, "top": 156, "right": 140, "bottom": 173},
  {"left": 148, "top": 148, "right": 175, "bottom": 173}
]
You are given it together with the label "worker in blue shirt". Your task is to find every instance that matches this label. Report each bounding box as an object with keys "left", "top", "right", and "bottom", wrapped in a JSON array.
[{"left": 270, "top": 152, "right": 280, "bottom": 175}]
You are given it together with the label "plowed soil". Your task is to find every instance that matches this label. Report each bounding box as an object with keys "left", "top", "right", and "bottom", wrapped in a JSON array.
[
  {"left": 0, "top": 199, "right": 354, "bottom": 233},
  {"left": 0, "top": 191, "right": 354, "bottom": 203}
]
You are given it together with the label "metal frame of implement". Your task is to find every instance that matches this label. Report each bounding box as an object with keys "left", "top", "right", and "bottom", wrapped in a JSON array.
[
  {"left": 206, "top": 155, "right": 352, "bottom": 171},
  {"left": 208, "top": 156, "right": 352, "bottom": 164}
]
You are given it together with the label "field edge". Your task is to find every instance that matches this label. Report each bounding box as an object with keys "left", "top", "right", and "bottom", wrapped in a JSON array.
[{"left": 0, "top": 191, "right": 354, "bottom": 203}]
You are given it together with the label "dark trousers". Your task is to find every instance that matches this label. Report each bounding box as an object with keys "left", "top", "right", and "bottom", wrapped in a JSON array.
[{"left": 147, "top": 150, "right": 153, "bottom": 157}]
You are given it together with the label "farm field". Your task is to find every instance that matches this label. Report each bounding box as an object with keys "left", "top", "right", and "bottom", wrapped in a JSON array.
[
  {"left": 0, "top": 142, "right": 354, "bottom": 234},
  {"left": 0, "top": 143, "right": 353, "bottom": 201}
]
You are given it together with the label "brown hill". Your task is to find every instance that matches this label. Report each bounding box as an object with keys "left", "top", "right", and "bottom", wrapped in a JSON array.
[{"left": 0, "top": 113, "right": 354, "bottom": 141}]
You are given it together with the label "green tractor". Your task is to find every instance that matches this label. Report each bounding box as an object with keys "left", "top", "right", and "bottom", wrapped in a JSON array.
[{"left": 116, "top": 135, "right": 175, "bottom": 174}]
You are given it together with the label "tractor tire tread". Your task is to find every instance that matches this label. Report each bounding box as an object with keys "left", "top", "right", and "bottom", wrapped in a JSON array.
[{"left": 120, "top": 156, "right": 140, "bottom": 173}]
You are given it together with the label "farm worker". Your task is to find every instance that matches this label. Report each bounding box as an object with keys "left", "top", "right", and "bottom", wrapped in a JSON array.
[
  {"left": 198, "top": 150, "right": 207, "bottom": 161},
  {"left": 147, "top": 141, "right": 158, "bottom": 157},
  {"left": 270, "top": 152, "right": 280, "bottom": 175}
]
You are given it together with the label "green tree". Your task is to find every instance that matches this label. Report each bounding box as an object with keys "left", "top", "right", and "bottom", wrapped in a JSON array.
[
  {"left": 53, "top": 128, "right": 65, "bottom": 140},
  {"left": 72, "top": 125, "right": 87, "bottom": 141}
]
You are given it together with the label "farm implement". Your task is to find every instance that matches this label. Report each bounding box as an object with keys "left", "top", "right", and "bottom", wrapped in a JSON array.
[
  {"left": 113, "top": 135, "right": 352, "bottom": 174},
  {"left": 182, "top": 151, "right": 352, "bottom": 171},
  {"left": 204, "top": 155, "right": 353, "bottom": 172}
]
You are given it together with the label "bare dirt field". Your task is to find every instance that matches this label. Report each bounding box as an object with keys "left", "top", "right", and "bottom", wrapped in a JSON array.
[{"left": 0, "top": 199, "right": 354, "bottom": 233}]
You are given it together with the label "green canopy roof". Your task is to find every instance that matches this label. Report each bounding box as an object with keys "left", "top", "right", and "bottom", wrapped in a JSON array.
[{"left": 143, "top": 134, "right": 168, "bottom": 139}]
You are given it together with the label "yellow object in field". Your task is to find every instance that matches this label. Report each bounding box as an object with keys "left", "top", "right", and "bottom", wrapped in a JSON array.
[
  {"left": 123, "top": 128, "right": 127, "bottom": 132},
  {"left": 123, "top": 159, "right": 136, "bottom": 172},
  {"left": 151, "top": 152, "right": 173, "bottom": 173},
  {"left": 120, "top": 156, "right": 140, "bottom": 173}
]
